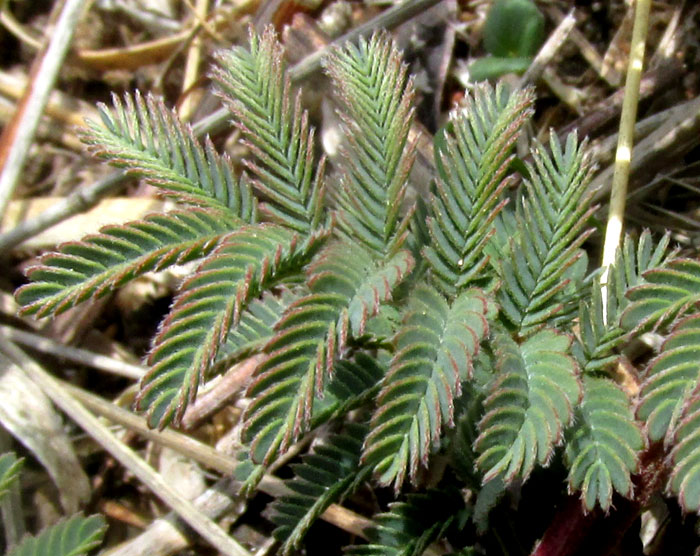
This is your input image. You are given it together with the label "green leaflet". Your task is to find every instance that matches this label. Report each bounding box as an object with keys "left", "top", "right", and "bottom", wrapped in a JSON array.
[
  {"left": 270, "top": 423, "right": 371, "bottom": 554},
  {"left": 476, "top": 328, "right": 581, "bottom": 483},
  {"left": 364, "top": 286, "right": 496, "bottom": 489},
  {"left": 565, "top": 376, "right": 644, "bottom": 511},
  {"left": 346, "top": 490, "right": 464, "bottom": 556},
  {"left": 136, "top": 224, "right": 327, "bottom": 428},
  {"left": 212, "top": 27, "right": 325, "bottom": 233},
  {"left": 621, "top": 258, "right": 700, "bottom": 333},
  {"left": 497, "top": 133, "right": 595, "bottom": 335},
  {"left": 17, "top": 209, "right": 235, "bottom": 318},
  {"left": 7, "top": 513, "right": 106, "bottom": 556},
  {"left": 424, "top": 83, "right": 534, "bottom": 294},
  {"left": 243, "top": 243, "right": 414, "bottom": 465},
  {"left": 0, "top": 452, "right": 23, "bottom": 501},
  {"left": 83, "top": 91, "right": 256, "bottom": 216},
  {"left": 637, "top": 313, "right": 700, "bottom": 443},
  {"left": 325, "top": 32, "right": 416, "bottom": 257}
]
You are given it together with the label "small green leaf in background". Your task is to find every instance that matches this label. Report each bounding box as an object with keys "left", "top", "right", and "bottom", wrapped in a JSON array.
[
  {"left": 469, "top": 0, "right": 545, "bottom": 82},
  {"left": 8, "top": 513, "right": 106, "bottom": 556},
  {"left": 0, "top": 452, "right": 23, "bottom": 501},
  {"left": 483, "top": 0, "right": 545, "bottom": 58}
]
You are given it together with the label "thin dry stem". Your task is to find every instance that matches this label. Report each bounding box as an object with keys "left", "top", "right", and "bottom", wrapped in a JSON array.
[
  {"left": 0, "top": 325, "right": 144, "bottom": 380},
  {"left": 179, "top": 0, "right": 210, "bottom": 122},
  {"left": 517, "top": 9, "right": 576, "bottom": 88},
  {"left": 0, "top": 0, "right": 86, "bottom": 221},
  {"left": 0, "top": 338, "right": 251, "bottom": 556}
]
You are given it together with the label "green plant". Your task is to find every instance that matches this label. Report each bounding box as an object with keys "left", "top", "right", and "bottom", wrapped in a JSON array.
[
  {"left": 15, "top": 27, "right": 700, "bottom": 554},
  {"left": 469, "top": 0, "right": 545, "bottom": 82},
  {"left": 0, "top": 452, "right": 106, "bottom": 555}
]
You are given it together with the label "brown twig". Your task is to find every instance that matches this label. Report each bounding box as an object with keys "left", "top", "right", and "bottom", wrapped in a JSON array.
[
  {"left": 0, "top": 339, "right": 251, "bottom": 556},
  {"left": 0, "top": 0, "right": 87, "bottom": 221},
  {"left": 558, "top": 60, "right": 684, "bottom": 141},
  {"left": 181, "top": 355, "right": 265, "bottom": 430}
]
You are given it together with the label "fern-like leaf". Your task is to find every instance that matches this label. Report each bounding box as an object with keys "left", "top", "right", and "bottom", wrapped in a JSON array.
[
  {"left": 346, "top": 490, "right": 464, "bottom": 556},
  {"left": 238, "top": 351, "right": 385, "bottom": 495},
  {"left": 565, "top": 376, "right": 644, "bottom": 511},
  {"left": 637, "top": 313, "right": 700, "bottom": 443},
  {"left": 211, "top": 288, "right": 301, "bottom": 374},
  {"left": 315, "top": 352, "right": 387, "bottom": 426},
  {"left": 8, "top": 513, "right": 106, "bottom": 556},
  {"left": 577, "top": 231, "right": 671, "bottom": 372},
  {"left": 621, "top": 258, "right": 700, "bottom": 333},
  {"left": 497, "top": 133, "right": 595, "bottom": 335},
  {"left": 424, "top": 83, "right": 534, "bottom": 294},
  {"left": 476, "top": 328, "right": 581, "bottom": 483},
  {"left": 212, "top": 26, "right": 325, "bottom": 233},
  {"left": 668, "top": 396, "right": 700, "bottom": 512},
  {"left": 17, "top": 209, "right": 234, "bottom": 318},
  {"left": 137, "top": 224, "right": 327, "bottom": 428},
  {"left": 243, "top": 243, "right": 414, "bottom": 465},
  {"left": 0, "top": 452, "right": 23, "bottom": 501},
  {"left": 364, "top": 286, "right": 496, "bottom": 489},
  {"left": 270, "top": 423, "right": 372, "bottom": 554},
  {"left": 82, "top": 91, "right": 256, "bottom": 216},
  {"left": 635, "top": 313, "right": 700, "bottom": 512},
  {"left": 325, "top": 32, "right": 416, "bottom": 257}
]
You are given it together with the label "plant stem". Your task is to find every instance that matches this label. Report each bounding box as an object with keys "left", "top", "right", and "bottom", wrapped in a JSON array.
[{"left": 600, "top": 0, "right": 652, "bottom": 288}]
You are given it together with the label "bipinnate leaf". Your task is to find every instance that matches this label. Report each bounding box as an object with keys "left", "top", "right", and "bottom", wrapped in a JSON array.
[
  {"left": 660, "top": 318, "right": 700, "bottom": 513},
  {"left": 243, "top": 243, "right": 414, "bottom": 465},
  {"left": 238, "top": 352, "right": 385, "bottom": 495},
  {"left": 476, "top": 328, "right": 581, "bottom": 483},
  {"left": 0, "top": 452, "right": 23, "bottom": 501},
  {"left": 577, "top": 231, "right": 671, "bottom": 372},
  {"left": 17, "top": 209, "right": 234, "bottom": 318},
  {"left": 364, "top": 286, "right": 496, "bottom": 489},
  {"left": 8, "top": 513, "right": 106, "bottom": 556},
  {"left": 637, "top": 313, "right": 700, "bottom": 444},
  {"left": 325, "top": 32, "right": 416, "bottom": 257},
  {"left": 82, "top": 91, "right": 256, "bottom": 217},
  {"left": 346, "top": 490, "right": 463, "bottom": 556},
  {"left": 212, "top": 26, "right": 325, "bottom": 233},
  {"left": 320, "top": 352, "right": 387, "bottom": 422},
  {"left": 497, "top": 133, "right": 595, "bottom": 335},
  {"left": 621, "top": 258, "right": 700, "bottom": 333},
  {"left": 565, "top": 376, "right": 644, "bottom": 512},
  {"left": 270, "top": 423, "right": 371, "bottom": 554},
  {"left": 425, "top": 83, "right": 534, "bottom": 294},
  {"left": 211, "top": 288, "right": 301, "bottom": 374},
  {"left": 669, "top": 396, "right": 700, "bottom": 512},
  {"left": 449, "top": 383, "right": 487, "bottom": 489},
  {"left": 137, "top": 224, "right": 328, "bottom": 428}
]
